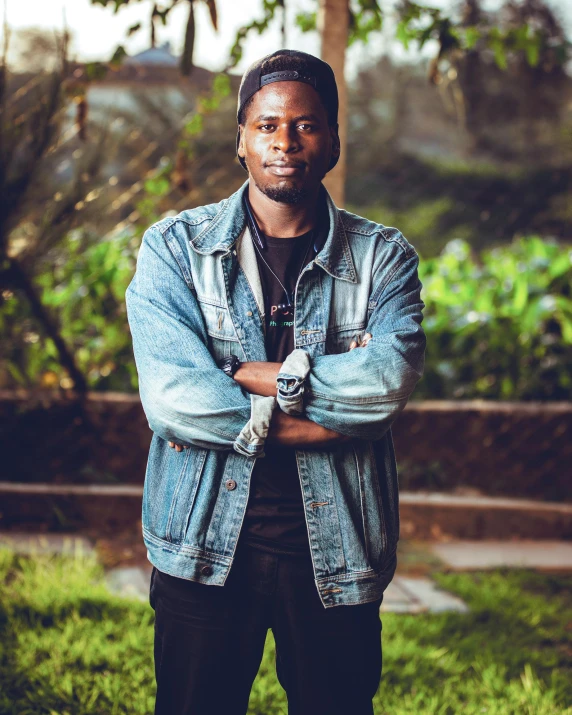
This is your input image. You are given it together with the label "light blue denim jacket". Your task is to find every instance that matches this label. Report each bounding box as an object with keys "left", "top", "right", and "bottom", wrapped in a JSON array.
[{"left": 125, "top": 180, "right": 426, "bottom": 608}]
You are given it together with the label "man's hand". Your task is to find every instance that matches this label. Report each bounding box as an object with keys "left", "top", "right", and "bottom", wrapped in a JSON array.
[
  {"left": 349, "top": 332, "right": 372, "bottom": 350},
  {"left": 167, "top": 333, "right": 372, "bottom": 452}
]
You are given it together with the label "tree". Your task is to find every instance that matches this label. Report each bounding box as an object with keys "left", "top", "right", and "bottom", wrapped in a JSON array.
[
  {"left": 299, "top": 0, "right": 570, "bottom": 203},
  {"left": 93, "top": 0, "right": 572, "bottom": 207},
  {"left": 0, "top": 26, "right": 112, "bottom": 391},
  {"left": 318, "top": 0, "right": 349, "bottom": 206},
  {"left": 91, "top": 0, "right": 219, "bottom": 76}
]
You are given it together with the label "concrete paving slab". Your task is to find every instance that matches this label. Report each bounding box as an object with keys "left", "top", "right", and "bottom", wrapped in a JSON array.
[
  {"left": 0, "top": 531, "right": 94, "bottom": 555},
  {"left": 102, "top": 566, "right": 469, "bottom": 614},
  {"left": 382, "top": 576, "right": 469, "bottom": 614},
  {"left": 106, "top": 566, "right": 152, "bottom": 601},
  {"left": 431, "top": 540, "right": 572, "bottom": 570},
  {"left": 381, "top": 579, "right": 420, "bottom": 613}
]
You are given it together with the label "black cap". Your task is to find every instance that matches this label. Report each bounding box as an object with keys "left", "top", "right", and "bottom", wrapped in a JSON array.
[{"left": 236, "top": 49, "right": 339, "bottom": 172}]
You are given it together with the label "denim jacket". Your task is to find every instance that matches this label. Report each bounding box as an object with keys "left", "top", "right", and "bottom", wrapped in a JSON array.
[{"left": 125, "top": 180, "right": 426, "bottom": 608}]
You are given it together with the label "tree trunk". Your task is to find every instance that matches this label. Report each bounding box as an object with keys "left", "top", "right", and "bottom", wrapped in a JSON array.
[
  {"left": 318, "top": 0, "right": 348, "bottom": 207},
  {"left": 3, "top": 257, "right": 87, "bottom": 392},
  {"left": 180, "top": 0, "right": 196, "bottom": 77}
]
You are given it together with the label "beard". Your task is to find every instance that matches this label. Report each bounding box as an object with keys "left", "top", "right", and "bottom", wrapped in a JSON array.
[{"left": 258, "top": 182, "right": 310, "bottom": 205}]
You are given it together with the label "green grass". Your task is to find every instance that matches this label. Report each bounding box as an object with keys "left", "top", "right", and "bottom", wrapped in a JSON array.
[{"left": 1, "top": 547, "right": 571, "bottom": 714}]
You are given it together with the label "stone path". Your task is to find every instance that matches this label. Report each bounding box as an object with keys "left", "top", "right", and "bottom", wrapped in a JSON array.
[
  {"left": 431, "top": 540, "right": 572, "bottom": 570},
  {"left": 106, "top": 565, "right": 152, "bottom": 601},
  {"left": 0, "top": 531, "right": 94, "bottom": 555},
  {"left": 103, "top": 566, "right": 470, "bottom": 613},
  {"left": 5, "top": 533, "right": 572, "bottom": 613},
  {"left": 381, "top": 576, "right": 469, "bottom": 613}
]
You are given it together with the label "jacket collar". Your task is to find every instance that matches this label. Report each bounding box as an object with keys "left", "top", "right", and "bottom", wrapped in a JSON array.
[{"left": 189, "top": 180, "right": 357, "bottom": 284}]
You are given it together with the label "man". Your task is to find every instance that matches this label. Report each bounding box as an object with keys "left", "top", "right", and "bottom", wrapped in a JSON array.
[{"left": 126, "top": 49, "right": 426, "bottom": 715}]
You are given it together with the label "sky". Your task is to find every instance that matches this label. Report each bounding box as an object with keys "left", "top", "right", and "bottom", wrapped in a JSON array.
[{"left": 3, "top": 0, "right": 572, "bottom": 79}]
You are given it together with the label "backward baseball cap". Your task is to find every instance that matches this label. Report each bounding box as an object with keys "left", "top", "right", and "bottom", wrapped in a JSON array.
[{"left": 236, "top": 49, "right": 340, "bottom": 172}]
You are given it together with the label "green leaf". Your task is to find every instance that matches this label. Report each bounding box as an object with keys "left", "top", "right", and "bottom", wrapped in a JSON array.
[
  {"left": 396, "top": 21, "right": 411, "bottom": 50},
  {"left": 490, "top": 39, "right": 507, "bottom": 70},
  {"left": 464, "top": 26, "right": 480, "bottom": 50},
  {"left": 212, "top": 73, "right": 230, "bottom": 98},
  {"left": 143, "top": 177, "right": 170, "bottom": 197},
  {"left": 185, "top": 113, "right": 203, "bottom": 136},
  {"left": 513, "top": 278, "right": 528, "bottom": 313},
  {"left": 525, "top": 38, "right": 540, "bottom": 67},
  {"left": 295, "top": 9, "right": 316, "bottom": 32}
]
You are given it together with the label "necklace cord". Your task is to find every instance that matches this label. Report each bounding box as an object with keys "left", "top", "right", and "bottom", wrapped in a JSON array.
[{"left": 244, "top": 195, "right": 315, "bottom": 310}]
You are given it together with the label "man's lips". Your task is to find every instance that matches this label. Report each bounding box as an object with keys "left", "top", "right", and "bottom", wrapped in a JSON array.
[{"left": 265, "top": 161, "right": 306, "bottom": 177}]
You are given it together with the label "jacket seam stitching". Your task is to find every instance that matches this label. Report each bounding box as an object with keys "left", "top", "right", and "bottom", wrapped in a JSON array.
[
  {"left": 340, "top": 220, "right": 414, "bottom": 256},
  {"left": 143, "top": 528, "right": 232, "bottom": 562},
  {"left": 307, "top": 390, "right": 408, "bottom": 406},
  {"left": 161, "top": 215, "right": 214, "bottom": 233},
  {"left": 162, "top": 233, "right": 194, "bottom": 290},
  {"left": 369, "top": 252, "right": 416, "bottom": 307},
  {"left": 316, "top": 570, "right": 377, "bottom": 583},
  {"left": 337, "top": 225, "right": 357, "bottom": 280},
  {"left": 326, "top": 321, "right": 366, "bottom": 335},
  {"left": 191, "top": 199, "right": 230, "bottom": 245}
]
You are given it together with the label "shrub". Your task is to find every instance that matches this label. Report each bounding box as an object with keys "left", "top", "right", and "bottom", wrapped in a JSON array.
[{"left": 416, "top": 236, "right": 572, "bottom": 400}]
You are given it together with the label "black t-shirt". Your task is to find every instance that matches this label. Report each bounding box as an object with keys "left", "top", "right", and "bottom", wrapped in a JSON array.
[{"left": 241, "top": 228, "right": 317, "bottom": 553}]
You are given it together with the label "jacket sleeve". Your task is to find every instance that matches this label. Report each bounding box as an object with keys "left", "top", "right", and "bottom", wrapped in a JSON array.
[
  {"left": 125, "top": 224, "right": 276, "bottom": 457},
  {"left": 280, "top": 249, "right": 426, "bottom": 441}
]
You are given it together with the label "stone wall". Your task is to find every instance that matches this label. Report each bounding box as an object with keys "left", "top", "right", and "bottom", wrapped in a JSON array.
[{"left": 1, "top": 391, "right": 570, "bottom": 501}]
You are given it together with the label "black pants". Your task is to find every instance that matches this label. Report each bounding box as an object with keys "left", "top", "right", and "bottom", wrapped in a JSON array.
[{"left": 149, "top": 542, "right": 383, "bottom": 715}]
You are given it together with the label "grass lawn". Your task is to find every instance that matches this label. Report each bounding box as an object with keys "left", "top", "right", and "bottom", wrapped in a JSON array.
[{"left": 1, "top": 546, "right": 571, "bottom": 714}]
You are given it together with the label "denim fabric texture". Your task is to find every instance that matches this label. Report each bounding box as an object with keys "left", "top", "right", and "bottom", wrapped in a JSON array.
[
  {"left": 125, "top": 179, "right": 426, "bottom": 608},
  {"left": 276, "top": 348, "right": 311, "bottom": 415}
]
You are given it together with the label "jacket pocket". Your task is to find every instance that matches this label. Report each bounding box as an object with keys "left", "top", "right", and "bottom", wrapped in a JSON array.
[
  {"left": 352, "top": 441, "right": 386, "bottom": 571},
  {"left": 166, "top": 447, "right": 208, "bottom": 544},
  {"left": 370, "top": 434, "right": 400, "bottom": 554},
  {"left": 142, "top": 436, "right": 207, "bottom": 544},
  {"left": 325, "top": 322, "right": 366, "bottom": 354},
  {"left": 197, "top": 297, "right": 243, "bottom": 361}
]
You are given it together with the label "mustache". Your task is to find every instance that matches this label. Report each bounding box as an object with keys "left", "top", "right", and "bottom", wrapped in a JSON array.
[{"left": 264, "top": 159, "right": 307, "bottom": 168}]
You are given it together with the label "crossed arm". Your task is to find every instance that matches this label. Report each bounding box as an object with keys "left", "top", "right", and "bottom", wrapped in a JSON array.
[
  {"left": 127, "top": 224, "right": 424, "bottom": 457},
  {"left": 168, "top": 334, "right": 372, "bottom": 452}
]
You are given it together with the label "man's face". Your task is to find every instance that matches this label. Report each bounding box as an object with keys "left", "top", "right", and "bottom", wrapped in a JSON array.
[{"left": 238, "top": 81, "right": 340, "bottom": 204}]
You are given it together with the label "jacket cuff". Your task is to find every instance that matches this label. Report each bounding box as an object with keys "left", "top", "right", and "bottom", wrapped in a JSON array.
[
  {"left": 276, "top": 348, "right": 311, "bottom": 416},
  {"left": 233, "top": 393, "right": 277, "bottom": 458}
]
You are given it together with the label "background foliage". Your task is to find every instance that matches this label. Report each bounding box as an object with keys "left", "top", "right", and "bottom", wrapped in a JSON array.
[
  {"left": 417, "top": 236, "right": 572, "bottom": 400},
  {"left": 2, "top": 233, "right": 571, "bottom": 400},
  {"left": 2, "top": 0, "right": 572, "bottom": 400}
]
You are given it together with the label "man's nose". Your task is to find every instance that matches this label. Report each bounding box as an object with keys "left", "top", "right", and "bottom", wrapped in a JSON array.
[{"left": 272, "top": 124, "right": 299, "bottom": 153}]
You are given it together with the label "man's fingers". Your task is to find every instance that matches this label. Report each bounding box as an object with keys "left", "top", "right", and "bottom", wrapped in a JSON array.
[
  {"left": 349, "top": 333, "right": 372, "bottom": 350},
  {"left": 169, "top": 441, "right": 189, "bottom": 451}
]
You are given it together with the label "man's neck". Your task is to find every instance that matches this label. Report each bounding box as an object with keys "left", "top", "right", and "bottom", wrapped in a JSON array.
[{"left": 247, "top": 180, "right": 320, "bottom": 238}]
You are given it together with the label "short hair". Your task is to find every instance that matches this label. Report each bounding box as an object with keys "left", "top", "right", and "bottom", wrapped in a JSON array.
[{"left": 238, "top": 53, "right": 335, "bottom": 126}]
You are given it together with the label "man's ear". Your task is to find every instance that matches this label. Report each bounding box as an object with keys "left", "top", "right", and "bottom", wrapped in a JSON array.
[{"left": 238, "top": 125, "right": 246, "bottom": 158}]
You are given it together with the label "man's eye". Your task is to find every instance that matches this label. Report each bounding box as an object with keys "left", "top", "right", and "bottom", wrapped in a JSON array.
[
  {"left": 259, "top": 124, "right": 274, "bottom": 131},
  {"left": 298, "top": 124, "right": 314, "bottom": 131}
]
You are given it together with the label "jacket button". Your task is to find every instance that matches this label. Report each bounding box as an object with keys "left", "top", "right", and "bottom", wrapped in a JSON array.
[
  {"left": 246, "top": 310, "right": 253, "bottom": 317},
  {"left": 226, "top": 479, "right": 237, "bottom": 491},
  {"left": 201, "top": 565, "right": 213, "bottom": 576}
]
